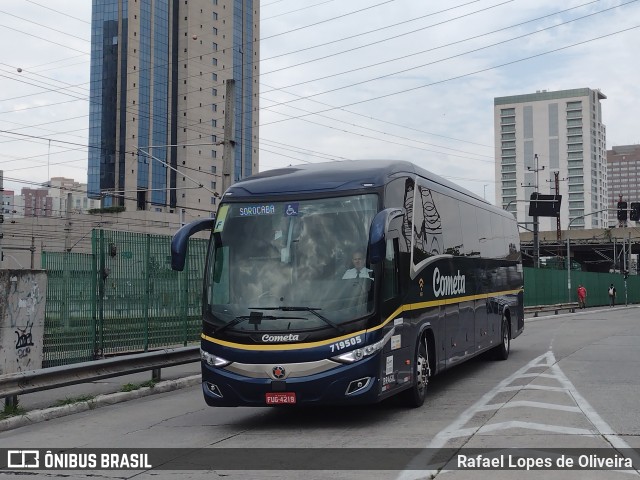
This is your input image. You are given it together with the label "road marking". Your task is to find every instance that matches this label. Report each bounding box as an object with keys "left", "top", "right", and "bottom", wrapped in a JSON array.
[
  {"left": 397, "top": 350, "right": 638, "bottom": 479},
  {"left": 476, "top": 421, "right": 595, "bottom": 436},
  {"left": 477, "top": 400, "right": 581, "bottom": 413}
]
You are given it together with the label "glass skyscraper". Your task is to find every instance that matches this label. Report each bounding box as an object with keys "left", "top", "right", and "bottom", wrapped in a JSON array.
[{"left": 88, "top": 0, "right": 259, "bottom": 217}]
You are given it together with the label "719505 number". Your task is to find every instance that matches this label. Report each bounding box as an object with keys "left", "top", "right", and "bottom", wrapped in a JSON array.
[{"left": 329, "top": 336, "right": 362, "bottom": 353}]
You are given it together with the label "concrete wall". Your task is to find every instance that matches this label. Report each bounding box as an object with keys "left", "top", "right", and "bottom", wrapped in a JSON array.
[
  {"left": 0, "top": 209, "right": 210, "bottom": 270},
  {"left": 0, "top": 270, "right": 47, "bottom": 374}
]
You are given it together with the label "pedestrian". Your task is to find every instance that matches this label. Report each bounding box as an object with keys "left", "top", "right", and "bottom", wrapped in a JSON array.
[
  {"left": 577, "top": 284, "right": 587, "bottom": 309},
  {"left": 608, "top": 283, "right": 616, "bottom": 307}
]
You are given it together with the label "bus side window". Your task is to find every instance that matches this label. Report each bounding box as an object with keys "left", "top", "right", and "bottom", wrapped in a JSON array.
[
  {"left": 490, "top": 214, "right": 507, "bottom": 258},
  {"left": 476, "top": 208, "right": 494, "bottom": 258},
  {"left": 382, "top": 238, "right": 400, "bottom": 301},
  {"left": 461, "top": 201, "right": 480, "bottom": 257}
]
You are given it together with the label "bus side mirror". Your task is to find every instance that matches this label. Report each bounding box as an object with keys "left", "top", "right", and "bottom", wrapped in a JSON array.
[
  {"left": 171, "top": 218, "right": 216, "bottom": 271},
  {"left": 368, "top": 208, "right": 404, "bottom": 264}
]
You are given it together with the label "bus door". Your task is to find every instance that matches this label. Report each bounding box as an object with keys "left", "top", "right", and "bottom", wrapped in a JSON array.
[
  {"left": 379, "top": 220, "right": 412, "bottom": 395},
  {"left": 475, "top": 267, "right": 490, "bottom": 351}
]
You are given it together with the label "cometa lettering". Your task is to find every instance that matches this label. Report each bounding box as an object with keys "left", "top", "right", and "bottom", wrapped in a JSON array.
[
  {"left": 261, "top": 333, "right": 300, "bottom": 342},
  {"left": 433, "top": 267, "right": 466, "bottom": 298}
]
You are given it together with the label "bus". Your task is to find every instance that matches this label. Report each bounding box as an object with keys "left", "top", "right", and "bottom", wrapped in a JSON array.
[{"left": 171, "top": 160, "right": 523, "bottom": 407}]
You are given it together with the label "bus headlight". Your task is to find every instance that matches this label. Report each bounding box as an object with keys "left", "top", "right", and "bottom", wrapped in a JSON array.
[
  {"left": 332, "top": 348, "right": 365, "bottom": 364},
  {"left": 200, "top": 349, "right": 231, "bottom": 367},
  {"left": 331, "top": 329, "right": 394, "bottom": 364}
]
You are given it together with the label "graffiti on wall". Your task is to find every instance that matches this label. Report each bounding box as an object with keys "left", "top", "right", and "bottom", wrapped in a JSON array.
[
  {"left": 15, "top": 321, "right": 35, "bottom": 366},
  {"left": 1, "top": 272, "right": 46, "bottom": 374},
  {"left": 8, "top": 275, "right": 44, "bottom": 327}
]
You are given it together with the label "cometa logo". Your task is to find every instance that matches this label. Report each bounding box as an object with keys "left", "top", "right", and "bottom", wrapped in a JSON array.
[
  {"left": 433, "top": 267, "right": 466, "bottom": 298},
  {"left": 261, "top": 333, "right": 300, "bottom": 342}
]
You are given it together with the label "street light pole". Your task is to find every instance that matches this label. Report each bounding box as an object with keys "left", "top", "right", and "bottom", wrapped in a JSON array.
[{"left": 567, "top": 208, "right": 608, "bottom": 302}]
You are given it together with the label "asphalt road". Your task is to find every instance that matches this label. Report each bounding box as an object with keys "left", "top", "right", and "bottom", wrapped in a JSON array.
[{"left": 1, "top": 305, "right": 639, "bottom": 480}]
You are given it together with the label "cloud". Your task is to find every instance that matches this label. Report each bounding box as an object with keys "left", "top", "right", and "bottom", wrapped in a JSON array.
[{"left": 1, "top": 0, "right": 639, "bottom": 201}]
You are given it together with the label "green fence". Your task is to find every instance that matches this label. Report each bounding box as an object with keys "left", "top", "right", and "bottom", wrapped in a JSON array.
[
  {"left": 41, "top": 238, "right": 636, "bottom": 367},
  {"left": 523, "top": 267, "right": 640, "bottom": 307},
  {"left": 41, "top": 229, "right": 208, "bottom": 367}
]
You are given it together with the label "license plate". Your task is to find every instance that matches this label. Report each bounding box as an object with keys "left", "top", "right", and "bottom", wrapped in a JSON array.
[{"left": 265, "top": 392, "right": 296, "bottom": 405}]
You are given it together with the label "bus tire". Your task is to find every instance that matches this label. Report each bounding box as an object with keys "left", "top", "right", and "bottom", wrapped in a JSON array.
[
  {"left": 400, "top": 334, "right": 430, "bottom": 408},
  {"left": 494, "top": 315, "right": 510, "bottom": 361}
]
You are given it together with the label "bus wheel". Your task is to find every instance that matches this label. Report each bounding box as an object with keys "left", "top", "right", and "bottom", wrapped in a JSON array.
[
  {"left": 400, "top": 335, "right": 430, "bottom": 408},
  {"left": 494, "top": 315, "right": 510, "bottom": 360}
]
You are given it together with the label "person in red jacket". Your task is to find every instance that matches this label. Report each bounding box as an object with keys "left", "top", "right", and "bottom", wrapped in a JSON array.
[{"left": 577, "top": 284, "right": 587, "bottom": 309}]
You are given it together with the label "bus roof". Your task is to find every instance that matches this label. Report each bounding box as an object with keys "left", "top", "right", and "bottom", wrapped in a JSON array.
[{"left": 226, "top": 160, "right": 488, "bottom": 205}]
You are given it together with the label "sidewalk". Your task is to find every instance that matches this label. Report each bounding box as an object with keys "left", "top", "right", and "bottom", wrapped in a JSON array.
[{"left": 1, "top": 362, "right": 201, "bottom": 432}]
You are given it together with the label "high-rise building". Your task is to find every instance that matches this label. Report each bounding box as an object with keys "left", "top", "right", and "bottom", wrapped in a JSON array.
[
  {"left": 607, "top": 145, "right": 640, "bottom": 224},
  {"left": 87, "top": 0, "right": 259, "bottom": 218},
  {"left": 494, "top": 88, "right": 608, "bottom": 230},
  {"left": 21, "top": 188, "right": 52, "bottom": 217}
]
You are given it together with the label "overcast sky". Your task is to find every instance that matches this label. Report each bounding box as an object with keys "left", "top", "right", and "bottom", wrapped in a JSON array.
[{"left": 1, "top": 0, "right": 639, "bottom": 203}]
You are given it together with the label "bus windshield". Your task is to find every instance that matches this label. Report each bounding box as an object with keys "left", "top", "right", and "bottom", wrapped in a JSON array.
[{"left": 205, "top": 194, "right": 379, "bottom": 332}]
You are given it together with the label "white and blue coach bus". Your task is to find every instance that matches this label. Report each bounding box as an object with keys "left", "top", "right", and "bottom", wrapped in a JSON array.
[{"left": 171, "top": 160, "right": 524, "bottom": 407}]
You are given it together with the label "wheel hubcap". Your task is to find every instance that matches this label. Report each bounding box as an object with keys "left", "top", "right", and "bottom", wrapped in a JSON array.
[
  {"left": 416, "top": 341, "right": 429, "bottom": 390},
  {"left": 503, "top": 323, "right": 509, "bottom": 350}
]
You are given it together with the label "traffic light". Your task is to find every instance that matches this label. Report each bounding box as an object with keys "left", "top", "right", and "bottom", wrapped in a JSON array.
[
  {"left": 617, "top": 201, "right": 628, "bottom": 221},
  {"left": 631, "top": 202, "right": 640, "bottom": 221}
]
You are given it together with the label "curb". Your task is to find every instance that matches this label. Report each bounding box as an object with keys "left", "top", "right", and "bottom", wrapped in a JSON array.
[{"left": 0, "top": 375, "right": 201, "bottom": 433}]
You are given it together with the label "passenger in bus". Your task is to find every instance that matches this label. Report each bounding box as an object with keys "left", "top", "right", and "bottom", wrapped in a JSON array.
[{"left": 342, "top": 251, "right": 373, "bottom": 279}]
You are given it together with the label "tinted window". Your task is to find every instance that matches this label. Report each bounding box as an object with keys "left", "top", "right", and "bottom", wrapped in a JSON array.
[
  {"left": 476, "top": 208, "right": 495, "bottom": 258},
  {"left": 460, "top": 201, "right": 480, "bottom": 256},
  {"left": 504, "top": 214, "right": 520, "bottom": 260},
  {"left": 412, "top": 184, "right": 444, "bottom": 265},
  {"left": 490, "top": 213, "right": 507, "bottom": 258},
  {"left": 438, "top": 194, "right": 463, "bottom": 256},
  {"left": 401, "top": 178, "right": 414, "bottom": 256}
]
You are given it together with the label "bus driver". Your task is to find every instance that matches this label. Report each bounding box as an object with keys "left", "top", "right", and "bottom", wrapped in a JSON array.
[{"left": 342, "top": 251, "right": 373, "bottom": 280}]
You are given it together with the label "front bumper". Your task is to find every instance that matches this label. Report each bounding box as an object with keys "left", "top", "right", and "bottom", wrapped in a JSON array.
[{"left": 201, "top": 354, "right": 382, "bottom": 406}]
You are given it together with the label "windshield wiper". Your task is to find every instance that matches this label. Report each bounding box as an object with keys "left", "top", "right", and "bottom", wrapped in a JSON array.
[
  {"left": 215, "top": 310, "right": 306, "bottom": 335},
  {"left": 250, "top": 306, "right": 344, "bottom": 334},
  {"left": 215, "top": 311, "right": 273, "bottom": 335}
]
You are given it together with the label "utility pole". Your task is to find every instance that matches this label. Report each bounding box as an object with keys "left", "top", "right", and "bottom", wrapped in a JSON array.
[
  {"left": 554, "top": 172, "right": 561, "bottom": 241},
  {"left": 64, "top": 192, "right": 72, "bottom": 252},
  {"left": 30, "top": 236, "right": 35, "bottom": 269},
  {"left": 626, "top": 231, "right": 631, "bottom": 306},
  {"left": 546, "top": 172, "right": 567, "bottom": 247},
  {"left": 527, "top": 154, "right": 545, "bottom": 268},
  {"left": 221, "top": 79, "right": 236, "bottom": 195}
]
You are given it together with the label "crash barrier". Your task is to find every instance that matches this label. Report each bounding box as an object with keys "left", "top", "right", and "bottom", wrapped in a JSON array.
[
  {"left": 523, "top": 302, "right": 579, "bottom": 317},
  {"left": 1, "top": 346, "right": 199, "bottom": 409}
]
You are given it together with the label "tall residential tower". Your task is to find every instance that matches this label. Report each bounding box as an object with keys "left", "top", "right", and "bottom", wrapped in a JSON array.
[
  {"left": 494, "top": 88, "right": 607, "bottom": 230},
  {"left": 607, "top": 145, "right": 640, "bottom": 224},
  {"left": 87, "top": 0, "right": 259, "bottom": 218}
]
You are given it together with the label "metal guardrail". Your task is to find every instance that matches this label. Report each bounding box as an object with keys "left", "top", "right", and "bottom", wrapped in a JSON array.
[
  {"left": 1, "top": 346, "right": 199, "bottom": 400},
  {"left": 524, "top": 302, "right": 579, "bottom": 317}
]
